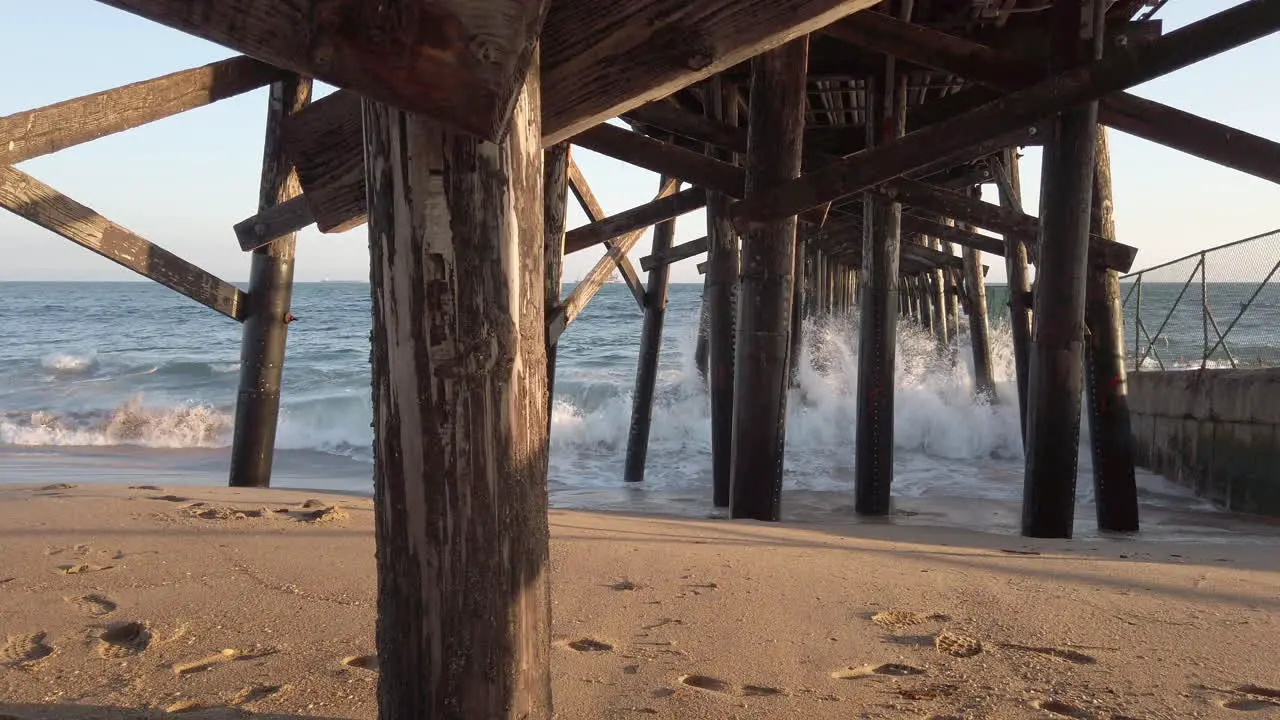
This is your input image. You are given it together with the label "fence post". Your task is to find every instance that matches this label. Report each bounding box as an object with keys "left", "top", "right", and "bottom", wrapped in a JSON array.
[
  {"left": 1201, "top": 251, "right": 1209, "bottom": 369},
  {"left": 1133, "top": 276, "right": 1142, "bottom": 371}
]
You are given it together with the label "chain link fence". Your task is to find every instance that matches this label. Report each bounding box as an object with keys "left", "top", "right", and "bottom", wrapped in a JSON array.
[{"left": 1120, "top": 228, "right": 1280, "bottom": 371}]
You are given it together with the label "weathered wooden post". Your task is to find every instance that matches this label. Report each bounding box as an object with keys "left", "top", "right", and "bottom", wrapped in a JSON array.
[
  {"left": 918, "top": 266, "right": 935, "bottom": 335},
  {"left": 730, "top": 37, "right": 808, "bottom": 522},
  {"left": 789, "top": 237, "right": 807, "bottom": 387},
  {"left": 994, "top": 149, "right": 1033, "bottom": 441},
  {"left": 706, "top": 77, "right": 740, "bottom": 508},
  {"left": 930, "top": 237, "right": 949, "bottom": 345},
  {"left": 624, "top": 176, "right": 678, "bottom": 484},
  {"left": 1084, "top": 128, "right": 1140, "bottom": 532},
  {"left": 960, "top": 188, "right": 996, "bottom": 401},
  {"left": 695, "top": 282, "right": 711, "bottom": 382},
  {"left": 364, "top": 57, "right": 552, "bottom": 717},
  {"left": 942, "top": 228, "right": 961, "bottom": 344},
  {"left": 229, "top": 75, "right": 311, "bottom": 489},
  {"left": 544, "top": 143, "right": 570, "bottom": 426},
  {"left": 1023, "top": 0, "right": 1104, "bottom": 539},
  {"left": 855, "top": 62, "right": 905, "bottom": 517}
]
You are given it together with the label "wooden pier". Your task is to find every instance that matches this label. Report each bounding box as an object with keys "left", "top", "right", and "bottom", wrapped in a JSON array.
[{"left": 6, "top": 0, "right": 1280, "bottom": 715}]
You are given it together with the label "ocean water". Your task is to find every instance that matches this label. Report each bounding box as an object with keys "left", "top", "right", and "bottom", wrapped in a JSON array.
[{"left": 0, "top": 281, "right": 1273, "bottom": 540}]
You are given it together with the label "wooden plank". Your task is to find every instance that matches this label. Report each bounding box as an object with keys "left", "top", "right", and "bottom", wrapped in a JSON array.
[
  {"left": 882, "top": 178, "right": 1138, "bottom": 271},
  {"left": 827, "top": 10, "right": 1280, "bottom": 185},
  {"left": 0, "top": 165, "right": 245, "bottom": 320},
  {"left": 278, "top": 0, "right": 882, "bottom": 228},
  {"left": 541, "top": 0, "right": 880, "bottom": 144},
  {"left": 280, "top": 90, "right": 366, "bottom": 234},
  {"left": 548, "top": 177, "right": 682, "bottom": 342},
  {"left": 363, "top": 54, "right": 551, "bottom": 715},
  {"left": 730, "top": 37, "right": 808, "bottom": 522},
  {"left": 733, "top": 0, "right": 1280, "bottom": 227},
  {"left": 565, "top": 157, "right": 647, "bottom": 308},
  {"left": 640, "top": 235, "right": 708, "bottom": 271},
  {"left": 233, "top": 195, "right": 314, "bottom": 252},
  {"left": 93, "top": 0, "right": 551, "bottom": 141},
  {"left": 563, "top": 186, "right": 707, "bottom": 255},
  {"left": 229, "top": 73, "right": 312, "bottom": 489},
  {"left": 571, "top": 123, "right": 744, "bottom": 196},
  {"left": 622, "top": 99, "right": 748, "bottom": 154},
  {"left": 0, "top": 55, "right": 286, "bottom": 166}
]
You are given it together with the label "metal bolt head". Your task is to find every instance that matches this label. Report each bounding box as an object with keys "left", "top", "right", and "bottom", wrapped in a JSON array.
[
  {"left": 1027, "top": 126, "right": 1038, "bottom": 136},
  {"left": 254, "top": 222, "right": 267, "bottom": 236}
]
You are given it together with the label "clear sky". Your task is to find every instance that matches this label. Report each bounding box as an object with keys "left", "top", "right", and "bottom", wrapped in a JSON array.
[{"left": 2, "top": 0, "right": 1278, "bottom": 285}]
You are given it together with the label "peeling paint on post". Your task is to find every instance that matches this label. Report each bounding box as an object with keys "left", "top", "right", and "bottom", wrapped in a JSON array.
[{"left": 363, "top": 53, "right": 553, "bottom": 716}]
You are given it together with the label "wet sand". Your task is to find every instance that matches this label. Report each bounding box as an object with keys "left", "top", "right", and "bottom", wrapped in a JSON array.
[{"left": 1, "top": 483, "right": 1278, "bottom": 719}]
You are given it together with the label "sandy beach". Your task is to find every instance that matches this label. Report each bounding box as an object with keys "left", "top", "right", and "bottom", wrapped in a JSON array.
[{"left": 1, "top": 483, "right": 1278, "bottom": 719}]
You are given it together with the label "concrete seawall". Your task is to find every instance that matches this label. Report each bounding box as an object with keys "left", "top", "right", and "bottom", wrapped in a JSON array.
[{"left": 1128, "top": 369, "right": 1280, "bottom": 516}]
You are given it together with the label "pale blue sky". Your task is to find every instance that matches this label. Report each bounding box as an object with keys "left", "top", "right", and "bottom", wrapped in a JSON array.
[{"left": 2, "top": 0, "right": 1277, "bottom": 285}]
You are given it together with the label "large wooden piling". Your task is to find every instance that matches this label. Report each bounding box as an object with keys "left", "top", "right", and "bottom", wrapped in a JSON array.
[
  {"left": 624, "top": 177, "right": 678, "bottom": 484},
  {"left": 363, "top": 57, "right": 552, "bottom": 717},
  {"left": 706, "top": 78, "right": 741, "bottom": 507},
  {"left": 730, "top": 37, "right": 808, "bottom": 522},
  {"left": 1023, "top": 0, "right": 1104, "bottom": 539},
  {"left": 960, "top": 188, "right": 996, "bottom": 401},
  {"left": 228, "top": 75, "right": 311, "bottom": 489},
  {"left": 544, "top": 143, "right": 571, "bottom": 427},
  {"left": 854, "top": 62, "right": 905, "bottom": 517},
  {"left": 994, "top": 149, "right": 1033, "bottom": 441},
  {"left": 1084, "top": 128, "right": 1140, "bottom": 532}
]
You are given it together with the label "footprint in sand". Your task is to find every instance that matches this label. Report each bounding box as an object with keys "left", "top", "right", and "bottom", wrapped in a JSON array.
[
  {"left": 148, "top": 494, "right": 190, "bottom": 503},
  {"left": 1033, "top": 699, "right": 1093, "bottom": 718},
  {"left": 39, "top": 483, "right": 75, "bottom": 491},
  {"left": 678, "top": 675, "right": 733, "bottom": 694},
  {"left": 935, "top": 630, "right": 983, "bottom": 658},
  {"left": 55, "top": 563, "right": 113, "bottom": 575},
  {"left": 129, "top": 485, "right": 163, "bottom": 491},
  {"left": 341, "top": 655, "right": 379, "bottom": 672},
  {"left": 831, "top": 663, "right": 926, "bottom": 680},
  {"left": 66, "top": 593, "right": 117, "bottom": 617},
  {"left": 999, "top": 643, "right": 1096, "bottom": 665},
  {"left": 186, "top": 505, "right": 269, "bottom": 520},
  {"left": 1220, "top": 698, "right": 1280, "bottom": 712},
  {"left": 676, "top": 675, "right": 785, "bottom": 697},
  {"left": 871, "top": 610, "right": 949, "bottom": 631},
  {"left": 1, "top": 632, "right": 55, "bottom": 666},
  {"left": 230, "top": 683, "right": 286, "bottom": 706},
  {"left": 565, "top": 638, "right": 613, "bottom": 652},
  {"left": 97, "top": 621, "right": 151, "bottom": 658}
]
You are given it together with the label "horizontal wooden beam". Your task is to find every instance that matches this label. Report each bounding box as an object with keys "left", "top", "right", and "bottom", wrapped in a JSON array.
[
  {"left": 564, "top": 187, "right": 707, "bottom": 255},
  {"left": 281, "top": 90, "right": 366, "bottom": 234},
  {"left": 0, "top": 165, "right": 245, "bottom": 320},
  {"left": 734, "top": 0, "right": 1280, "bottom": 227},
  {"left": 278, "top": 0, "right": 883, "bottom": 231},
  {"left": 541, "top": 0, "right": 881, "bottom": 145},
  {"left": 622, "top": 100, "right": 749, "bottom": 154},
  {"left": 1, "top": 56, "right": 286, "bottom": 166},
  {"left": 572, "top": 124, "right": 745, "bottom": 197},
  {"left": 233, "top": 195, "right": 315, "bottom": 251},
  {"left": 827, "top": 10, "right": 1280, "bottom": 185},
  {"left": 92, "top": 0, "right": 548, "bottom": 141},
  {"left": 550, "top": 177, "right": 682, "bottom": 343},
  {"left": 640, "top": 235, "right": 709, "bottom": 271},
  {"left": 566, "top": 156, "right": 648, "bottom": 309}
]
